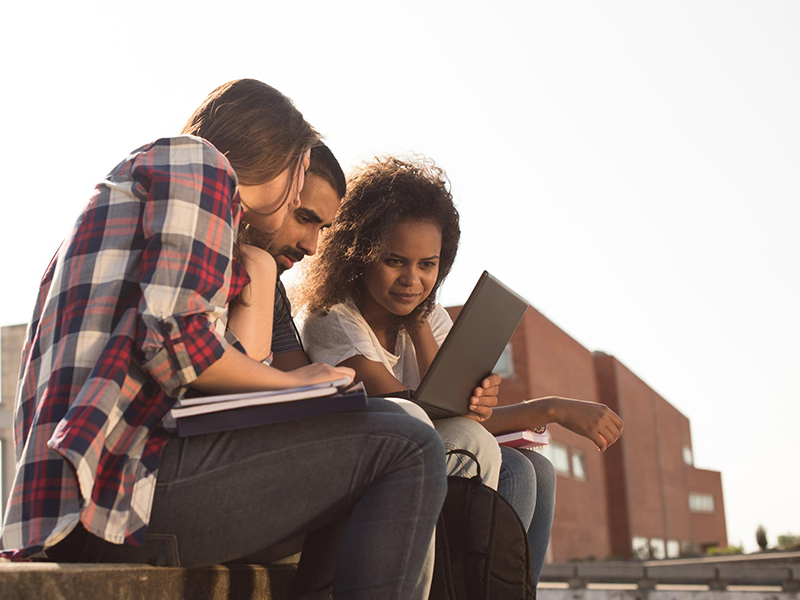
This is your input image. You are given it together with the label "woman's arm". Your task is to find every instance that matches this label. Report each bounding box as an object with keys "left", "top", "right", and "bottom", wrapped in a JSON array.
[
  {"left": 339, "top": 354, "right": 497, "bottom": 421},
  {"left": 227, "top": 244, "right": 277, "bottom": 362},
  {"left": 338, "top": 355, "right": 408, "bottom": 396},
  {"left": 482, "top": 396, "right": 624, "bottom": 451},
  {"left": 132, "top": 138, "right": 350, "bottom": 399},
  {"left": 406, "top": 319, "right": 439, "bottom": 381},
  {"left": 192, "top": 344, "right": 354, "bottom": 395},
  {"left": 201, "top": 244, "right": 354, "bottom": 393}
]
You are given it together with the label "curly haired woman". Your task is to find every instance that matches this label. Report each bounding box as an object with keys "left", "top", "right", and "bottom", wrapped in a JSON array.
[
  {"left": 297, "top": 157, "right": 503, "bottom": 488},
  {"left": 295, "top": 156, "right": 624, "bottom": 584}
]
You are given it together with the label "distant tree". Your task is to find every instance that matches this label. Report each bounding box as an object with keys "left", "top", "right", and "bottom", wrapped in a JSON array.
[
  {"left": 706, "top": 545, "right": 743, "bottom": 556},
  {"left": 778, "top": 533, "right": 800, "bottom": 550},
  {"left": 756, "top": 525, "right": 768, "bottom": 551}
]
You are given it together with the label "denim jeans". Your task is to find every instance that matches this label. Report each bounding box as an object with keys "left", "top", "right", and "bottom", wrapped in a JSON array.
[
  {"left": 47, "top": 398, "right": 447, "bottom": 600},
  {"left": 497, "top": 446, "right": 557, "bottom": 585},
  {"left": 383, "top": 398, "right": 503, "bottom": 599}
]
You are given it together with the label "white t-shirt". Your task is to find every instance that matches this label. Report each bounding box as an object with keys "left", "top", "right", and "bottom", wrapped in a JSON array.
[
  {"left": 298, "top": 298, "right": 453, "bottom": 389},
  {"left": 299, "top": 299, "right": 504, "bottom": 491}
]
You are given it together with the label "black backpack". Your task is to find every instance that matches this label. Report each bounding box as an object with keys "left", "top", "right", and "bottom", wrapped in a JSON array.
[{"left": 429, "top": 450, "right": 536, "bottom": 600}]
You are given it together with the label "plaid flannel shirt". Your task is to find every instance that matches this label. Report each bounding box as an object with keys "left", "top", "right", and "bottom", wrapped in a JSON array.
[{"left": 0, "top": 136, "right": 249, "bottom": 559}]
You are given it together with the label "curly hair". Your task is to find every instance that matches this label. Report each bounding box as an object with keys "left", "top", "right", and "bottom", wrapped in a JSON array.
[{"left": 297, "top": 155, "right": 460, "bottom": 326}]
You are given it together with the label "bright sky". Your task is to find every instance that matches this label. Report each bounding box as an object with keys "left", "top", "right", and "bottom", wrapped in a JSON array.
[{"left": 1, "top": 0, "right": 797, "bottom": 554}]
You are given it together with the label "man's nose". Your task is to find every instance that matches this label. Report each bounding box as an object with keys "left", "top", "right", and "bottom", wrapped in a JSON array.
[{"left": 299, "top": 231, "right": 318, "bottom": 256}]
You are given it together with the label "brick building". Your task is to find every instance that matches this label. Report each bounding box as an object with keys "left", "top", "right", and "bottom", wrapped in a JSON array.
[
  {"left": 446, "top": 304, "right": 728, "bottom": 562},
  {"left": 1, "top": 324, "right": 26, "bottom": 522}
]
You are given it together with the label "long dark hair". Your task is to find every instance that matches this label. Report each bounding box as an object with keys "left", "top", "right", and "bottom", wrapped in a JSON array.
[
  {"left": 298, "top": 155, "right": 460, "bottom": 325},
  {"left": 183, "top": 79, "right": 319, "bottom": 293},
  {"left": 182, "top": 79, "right": 319, "bottom": 209}
]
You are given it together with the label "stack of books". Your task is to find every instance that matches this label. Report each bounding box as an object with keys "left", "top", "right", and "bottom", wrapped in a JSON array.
[
  {"left": 494, "top": 429, "right": 550, "bottom": 449},
  {"left": 171, "top": 379, "right": 367, "bottom": 437}
]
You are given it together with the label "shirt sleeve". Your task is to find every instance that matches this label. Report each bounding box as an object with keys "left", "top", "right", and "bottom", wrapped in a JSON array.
[
  {"left": 133, "top": 136, "right": 243, "bottom": 397},
  {"left": 271, "top": 281, "right": 303, "bottom": 355}
]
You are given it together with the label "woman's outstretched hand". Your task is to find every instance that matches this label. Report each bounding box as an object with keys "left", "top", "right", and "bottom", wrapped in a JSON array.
[
  {"left": 546, "top": 397, "right": 624, "bottom": 451},
  {"left": 464, "top": 373, "right": 502, "bottom": 422}
]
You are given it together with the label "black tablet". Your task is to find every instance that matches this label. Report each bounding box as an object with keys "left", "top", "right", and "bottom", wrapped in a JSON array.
[{"left": 411, "top": 271, "right": 529, "bottom": 419}]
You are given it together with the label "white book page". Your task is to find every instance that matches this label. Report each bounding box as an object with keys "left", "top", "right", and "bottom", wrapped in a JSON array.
[
  {"left": 176, "top": 377, "right": 352, "bottom": 408},
  {"left": 171, "top": 386, "right": 341, "bottom": 419}
]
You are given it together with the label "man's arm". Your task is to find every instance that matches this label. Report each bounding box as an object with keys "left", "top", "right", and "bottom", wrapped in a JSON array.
[{"left": 271, "top": 349, "right": 311, "bottom": 371}]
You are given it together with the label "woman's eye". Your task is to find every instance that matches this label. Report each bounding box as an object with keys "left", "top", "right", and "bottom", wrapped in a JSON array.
[
  {"left": 421, "top": 261, "right": 438, "bottom": 269},
  {"left": 385, "top": 258, "right": 403, "bottom": 266}
]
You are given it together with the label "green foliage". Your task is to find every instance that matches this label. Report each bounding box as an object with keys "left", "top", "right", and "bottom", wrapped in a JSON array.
[
  {"left": 706, "top": 545, "right": 744, "bottom": 556},
  {"left": 777, "top": 533, "right": 800, "bottom": 550}
]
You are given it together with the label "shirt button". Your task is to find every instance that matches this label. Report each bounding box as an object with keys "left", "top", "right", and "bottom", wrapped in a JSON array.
[{"left": 161, "top": 322, "right": 174, "bottom": 334}]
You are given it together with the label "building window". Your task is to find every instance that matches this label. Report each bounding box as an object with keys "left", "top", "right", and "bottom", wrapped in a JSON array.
[
  {"left": 650, "top": 538, "right": 666, "bottom": 560},
  {"left": 540, "top": 442, "right": 571, "bottom": 476},
  {"left": 493, "top": 343, "right": 515, "bottom": 378},
  {"left": 551, "top": 442, "right": 570, "bottom": 476},
  {"left": 666, "top": 540, "right": 680, "bottom": 558},
  {"left": 632, "top": 537, "right": 650, "bottom": 560},
  {"left": 689, "top": 493, "right": 715, "bottom": 513},
  {"left": 682, "top": 445, "right": 693, "bottom": 466},
  {"left": 539, "top": 442, "right": 587, "bottom": 481},
  {"left": 537, "top": 444, "right": 551, "bottom": 462},
  {"left": 571, "top": 450, "right": 586, "bottom": 481}
]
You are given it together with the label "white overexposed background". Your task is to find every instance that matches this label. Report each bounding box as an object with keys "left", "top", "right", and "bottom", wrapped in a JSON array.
[{"left": 0, "top": 0, "right": 797, "bottom": 553}]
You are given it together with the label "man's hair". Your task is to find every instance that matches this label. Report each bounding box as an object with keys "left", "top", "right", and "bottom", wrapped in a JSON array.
[
  {"left": 309, "top": 144, "right": 347, "bottom": 199},
  {"left": 297, "top": 155, "right": 460, "bottom": 326},
  {"left": 182, "top": 79, "right": 319, "bottom": 191}
]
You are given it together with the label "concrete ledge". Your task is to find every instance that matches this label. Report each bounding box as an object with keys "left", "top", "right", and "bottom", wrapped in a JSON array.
[
  {"left": 718, "top": 565, "right": 792, "bottom": 586},
  {"left": 646, "top": 564, "right": 717, "bottom": 584},
  {"left": 0, "top": 562, "right": 296, "bottom": 600},
  {"left": 577, "top": 563, "right": 645, "bottom": 582},
  {"left": 539, "top": 563, "right": 577, "bottom": 580}
]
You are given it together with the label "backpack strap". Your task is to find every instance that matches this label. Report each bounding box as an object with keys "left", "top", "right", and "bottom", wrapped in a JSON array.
[{"left": 445, "top": 448, "right": 482, "bottom": 482}]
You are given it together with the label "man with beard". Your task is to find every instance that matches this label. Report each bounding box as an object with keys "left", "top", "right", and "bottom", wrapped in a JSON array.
[
  {"left": 269, "top": 144, "right": 345, "bottom": 370},
  {"left": 240, "top": 143, "right": 344, "bottom": 369}
]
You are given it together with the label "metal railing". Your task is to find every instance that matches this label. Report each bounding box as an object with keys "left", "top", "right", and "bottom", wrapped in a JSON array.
[{"left": 541, "top": 561, "right": 800, "bottom": 592}]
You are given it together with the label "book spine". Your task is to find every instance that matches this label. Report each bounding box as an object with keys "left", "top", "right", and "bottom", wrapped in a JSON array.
[{"left": 175, "top": 391, "right": 368, "bottom": 437}]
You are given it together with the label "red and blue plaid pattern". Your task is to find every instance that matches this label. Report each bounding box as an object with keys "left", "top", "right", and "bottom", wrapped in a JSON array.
[{"left": 0, "top": 136, "right": 249, "bottom": 559}]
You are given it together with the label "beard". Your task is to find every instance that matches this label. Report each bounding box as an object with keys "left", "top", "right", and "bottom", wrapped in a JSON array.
[
  {"left": 238, "top": 221, "right": 276, "bottom": 251},
  {"left": 270, "top": 244, "right": 306, "bottom": 274}
]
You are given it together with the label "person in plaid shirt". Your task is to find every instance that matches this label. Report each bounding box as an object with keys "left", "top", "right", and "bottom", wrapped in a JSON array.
[{"left": 0, "top": 79, "right": 447, "bottom": 599}]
